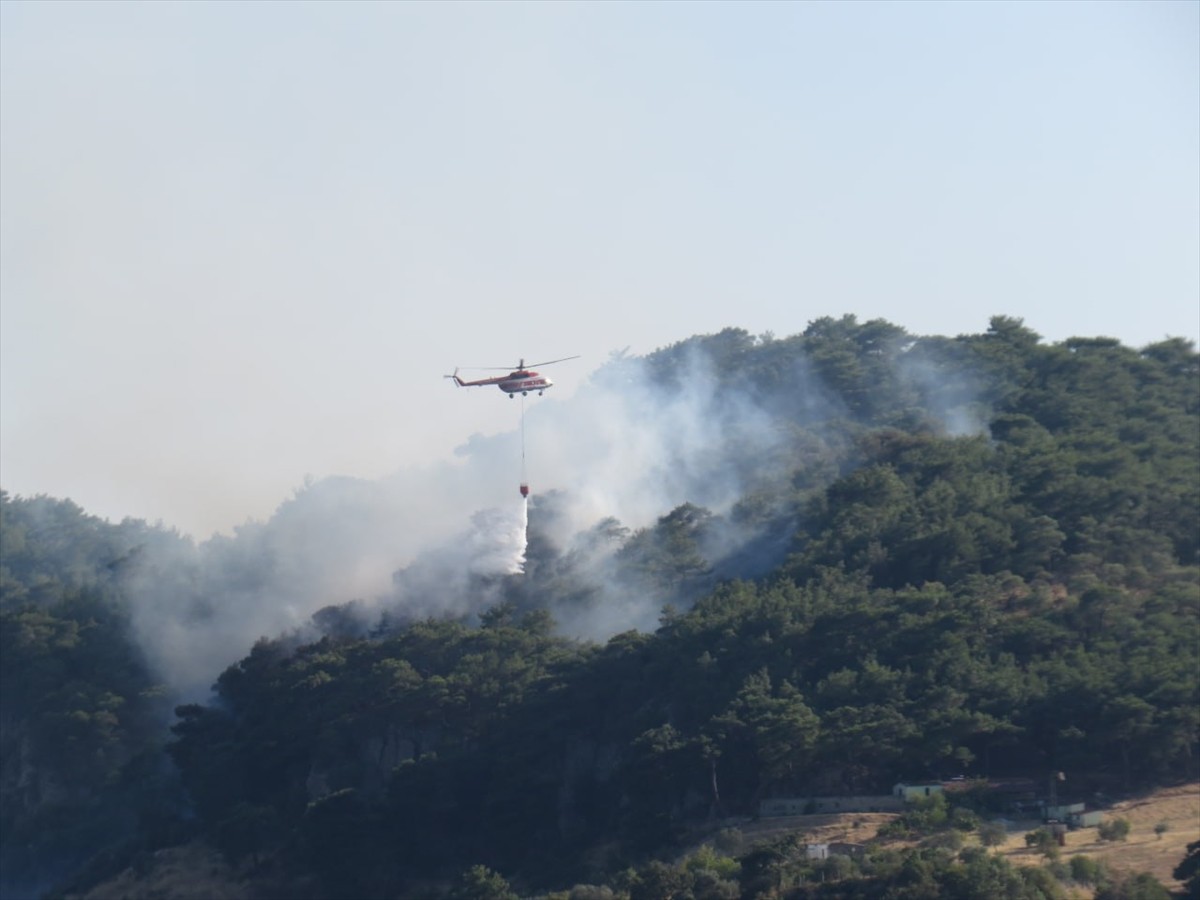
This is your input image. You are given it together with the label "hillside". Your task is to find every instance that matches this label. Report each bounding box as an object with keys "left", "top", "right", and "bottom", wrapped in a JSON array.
[
  {"left": 2, "top": 317, "right": 1197, "bottom": 899},
  {"left": 994, "top": 783, "right": 1200, "bottom": 891},
  {"left": 55, "top": 784, "right": 1200, "bottom": 899},
  {"left": 700, "top": 782, "right": 1199, "bottom": 896}
]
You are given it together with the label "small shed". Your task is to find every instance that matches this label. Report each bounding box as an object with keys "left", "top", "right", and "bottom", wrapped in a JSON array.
[
  {"left": 1069, "top": 810, "right": 1104, "bottom": 829},
  {"left": 805, "top": 843, "right": 829, "bottom": 860},
  {"left": 893, "top": 782, "right": 944, "bottom": 802},
  {"left": 1045, "top": 802, "right": 1085, "bottom": 821}
]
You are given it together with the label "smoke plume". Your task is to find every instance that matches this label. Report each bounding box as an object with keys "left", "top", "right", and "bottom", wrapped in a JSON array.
[
  {"left": 99, "top": 329, "right": 986, "bottom": 700},
  {"left": 467, "top": 499, "right": 527, "bottom": 577}
]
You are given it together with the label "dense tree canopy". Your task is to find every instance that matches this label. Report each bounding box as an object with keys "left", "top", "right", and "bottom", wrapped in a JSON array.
[{"left": 2, "top": 317, "right": 1196, "bottom": 898}]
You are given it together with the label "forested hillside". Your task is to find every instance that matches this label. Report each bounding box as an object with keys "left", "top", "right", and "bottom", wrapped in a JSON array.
[{"left": 2, "top": 316, "right": 1197, "bottom": 899}]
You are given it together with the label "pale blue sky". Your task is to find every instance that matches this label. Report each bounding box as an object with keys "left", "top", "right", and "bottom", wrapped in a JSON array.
[{"left": 2, "top": 0, "right": 1197, "bottom": 537}]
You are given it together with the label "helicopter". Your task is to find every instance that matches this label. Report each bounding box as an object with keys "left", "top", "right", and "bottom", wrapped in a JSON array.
[{"left": 445, "top": 356, "right": 579, "bottom": 397}]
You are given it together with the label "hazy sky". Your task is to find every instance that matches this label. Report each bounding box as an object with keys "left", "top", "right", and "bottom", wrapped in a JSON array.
[{"left": 2, "top": 0, "right": 1197, "bottom": 538}]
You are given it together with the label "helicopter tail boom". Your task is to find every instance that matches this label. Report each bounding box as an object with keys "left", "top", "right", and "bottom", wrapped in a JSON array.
[{"left": 446, "top": 369, "right": 510, "bottom": 388}]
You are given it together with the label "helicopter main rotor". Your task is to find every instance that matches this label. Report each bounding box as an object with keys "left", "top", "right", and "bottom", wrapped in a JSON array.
[{"left": 457, "top": 355, "right": 581, "bottom": 372}]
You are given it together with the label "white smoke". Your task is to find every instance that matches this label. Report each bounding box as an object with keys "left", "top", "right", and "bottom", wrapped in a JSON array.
[
  {"left": 465, "top": 499, "right": 527, "bottom": 576},
  {"left": 515, "top": 346, "right": 799, "bottom": 543},
  {"left": 105, "top": 328, "right": 988, "bottom": 700},
  {"left": 111, "top": 341, "right": 818, "bottom": 696},
  {"left": 895, "top": 339, "right": 990, "bottom": 437}
]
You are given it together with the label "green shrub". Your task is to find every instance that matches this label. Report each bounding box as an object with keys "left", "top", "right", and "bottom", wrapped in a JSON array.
[
  {"left": 1024, "top": 828, "right": 1060, "bottom": 860},
  {"left": 950, "top": 806, "right": 981, "bottom": 832},
  {"left": 1094, "top": 872, "right": 1170, "bottom": 900},
  {"left": 921, "top": 831, "right": 963, "bottom": 851},
  {"left": 978, "top": 821, "right": 1009, "bottom": 847},
  {"left": 1068, "top": 854, "right": 1104, "bottom": 885},
  {"left": 1097, "top": 817, "right": 1131, "bottom": 842}
]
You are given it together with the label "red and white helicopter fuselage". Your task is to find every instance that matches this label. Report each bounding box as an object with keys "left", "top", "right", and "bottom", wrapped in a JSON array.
[
  {"left": 445, "top": 357, "right": 577, "bottom": 397},
  {"left": 448, "top": 369, "right": 553, "bottom": 396}
]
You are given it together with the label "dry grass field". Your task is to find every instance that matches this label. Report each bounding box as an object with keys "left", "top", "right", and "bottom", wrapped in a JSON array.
[
  {"left": 734, "top": 782, "right": 1199, "bottom": 892},
  {"left": 996, "top": 782, "right": 1200, "bottom": 891}
]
